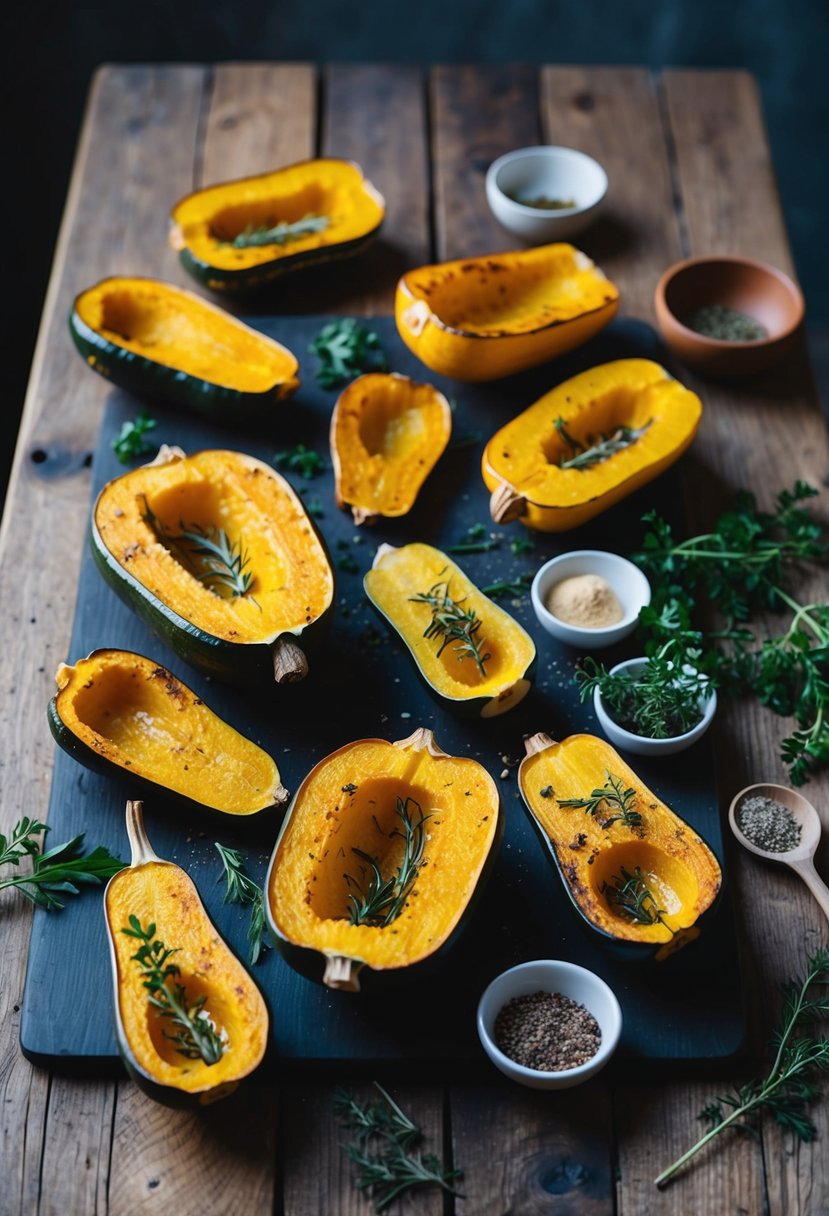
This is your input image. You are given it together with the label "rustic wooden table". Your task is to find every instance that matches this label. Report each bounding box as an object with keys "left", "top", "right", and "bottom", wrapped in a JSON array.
[{"left": 3, "top": 61, "right": 827, "bottom": 1215}]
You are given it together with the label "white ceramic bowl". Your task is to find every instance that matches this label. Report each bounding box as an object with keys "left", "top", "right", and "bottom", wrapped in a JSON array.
[
  {"left": 531, "top": 550, "right": 651, "bottom": 650},
  {"left": 593, "top": 656, "right": 718, "bottom": 756},
  {"left": 486, "top": 146, "right": 608, "bottom": 242},
  {"left": 476, "top": 960, "right": 622, "bottom": 1090}
]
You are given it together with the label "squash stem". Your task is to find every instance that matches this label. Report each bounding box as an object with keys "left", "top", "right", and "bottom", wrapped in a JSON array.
[
  {"left": 124, "top": 801, "right": 161, "bottom": 867},
  {"left": 323, "top": 954, "right": 362, "bottom": 992}
]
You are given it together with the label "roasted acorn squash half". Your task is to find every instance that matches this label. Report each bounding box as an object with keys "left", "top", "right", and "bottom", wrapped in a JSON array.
[
  {"left": 49, "top": 649, "right": 287, "bottom": 817},
  {"left": 364, "top": 542, "right": 536, "bottom": 717},
  {"left": 395, "top": 243, "right": 618, "bottom": 381},
  {"left": 170, "top": 158, "right": 385, "bottom": 292},
  {"left": 266, "top": 728, "right": 502, "bottom": 990},
  {"left": 104, "top": 801, "right": 270, "bottom": 1107},
  {"left": 330, "top": 372, "right": 452, "bottom": 524},
  {"left": 69, "top": 276, "right": 299, "bottom": 422},
  {"left": 91, "top": 447, "right": 335, "bottom": 685},
  {"left": 483, "top": 358, "right": 702, "bottom": 531},
  {"left": 518, "top": 733, "right": 722, "bottom": 961}
]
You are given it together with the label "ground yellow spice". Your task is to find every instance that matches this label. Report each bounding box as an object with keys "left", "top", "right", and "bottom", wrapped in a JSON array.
[{"left": 546, "top": 573, "right": 623, "bottom": 629}]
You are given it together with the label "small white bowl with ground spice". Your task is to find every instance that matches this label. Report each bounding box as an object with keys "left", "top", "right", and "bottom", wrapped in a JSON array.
[
  {"left": 486, "top": 146, "right": 608, "bottom": 242},
  {"left": 531, "top": 550, "right": 651, "bottom": 650},
  {"left": 476, "top": 960, "right": 622, "bottom": 1090}
]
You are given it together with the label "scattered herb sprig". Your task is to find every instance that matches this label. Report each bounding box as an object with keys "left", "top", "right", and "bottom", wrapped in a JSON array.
[
  {"left": 346, "top": 797, "right": 429, "bottom": 928},
  {"left": 602, "top": 865, "right": 672, "bottom": 929},
  {"left": 655, "top": 947, "right": 829, "bottom": 1187},
  {"left": 112, "top": 411, "right": 157, "bottom": 464},
  {"left": 481, "top": 572, "right": 534, "bottom": 600},
  {"left": 215, "top": 843, "right": 268, "bottom": 965},
  {"left": 410, "top": 578, "right": 491, "bottom": 675},
  {"left": 0, "top": 817, "right": 125, "bottom": 909},
  {"left": 554, "top": 416, "right": 652, "bottom": 470},
  {"left": 121, "top": 915, "right": 225, "bottom": 1065},
  {"left": 141, "top": 497, "right": 258, "bottom": 604},
  {"left": 335, "top": 1083, "right": 462, "bottom": 1211},
  {"left": 273, "top": 444, "right": 327, "bottom": 479},
  {"left": 229, "top": 213, "right": 329, "bottom": 249},
  {"left": 309, "top": 318, "right": 387, "bottom": 388},
  {"left": 557, "top": 771, "right": 642, "bottom": 830}
]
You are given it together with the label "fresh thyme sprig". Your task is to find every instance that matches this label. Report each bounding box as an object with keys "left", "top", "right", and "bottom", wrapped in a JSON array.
[
  {"left": 112, "top": 410, "right": 157, "bottom": 464},
  {"left": 602, "top": 865, "right": 672, "bottom": 929},
  {"left": 410, "top": 578, "right": 491, "bottom": 676},
  {"left": 309, "top": 318, "right": 387, "bottom": 388},
  {"left": 229, "top": 213, "right": 329, "bottom": 248},
  {"left": 557, "top": 771, "right": 642, "bottom": 830},
  {"left": 121, "top": 915, "right": 225, "bottom": 1066},
  {"left": 0, "top": 818, "right": 125, "bottom": 909},
  {"left": 141, "top": 496, "right": 258, "bottom": 604},
  {"left": 345, "top": 797, "right": 429, "bottom": 928},
  {"left": 655, "top": 947, "right": 829, "bottom": 1187},
  {"left": 273, "top": 443, "right": 327, "bottom": 479},
  {"left": 334, "top": 1083, "right": 462, "bottom": 1211},
  {"left": 481, "top": 572, "right": 534, "bottom": 600},
  {"left": 554, "top": 416, "right": 652, "bottom": 470},
  {"left": 214, "top": 843, "right": 268, "bottom": 965}
]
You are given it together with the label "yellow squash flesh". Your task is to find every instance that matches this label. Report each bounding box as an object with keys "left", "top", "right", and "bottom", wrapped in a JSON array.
[
  {"left": 330, "top": 372, "right": 452, "bottom": 524},
  {"left": 266, "top": 729, "right": 501, "bottom": 989},
  {"left": 483, "top": 359, "right": 703, "bottom": 531},
  {"left": 364, "top": 542, "right": 536, "bottom": 717},
  {"left": 519, "top": 733, "right": 722, "bottom": 958},
  {"left": 395, "top": 243, "right": 619, "bottom": 380}
]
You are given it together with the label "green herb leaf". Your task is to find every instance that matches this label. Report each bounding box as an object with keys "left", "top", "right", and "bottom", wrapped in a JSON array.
[
  {"left": 309, "top": 318, "right": 387, "bottom": 388},
  {"left": 273, "top": 444, "right": 327, "bottom": 479},
  {"left": 112, "top": 411, "right": 157, "bottom": 464},
  {"left": 557, "top": 771, "right": 642, "bottom": 830},
  {"left": 229, "top": 213, "right": 329, "bottom": 249},
  {"left": 214, "top": 843, "right": 268, "bottom": 965},
  {"left": 553, "top": 416, "right": 652, "bottom": 470},
  {"left": 409, "top": 578, "right": 491, "bottom": 675},
  {"left": 141, "top": 497, "right": 258, "bottom": 604},
  {"left": 0, "top": 819, "right": 125, "bottom": 910},
  {"left": 345, "top": 798, "right": 429, "bottom": 928}
]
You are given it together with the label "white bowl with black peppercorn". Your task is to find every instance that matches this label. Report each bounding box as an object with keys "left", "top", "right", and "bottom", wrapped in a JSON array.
[
  {"left": 531, "top": 550, "right": 651, "bottom": 650},
  {"left": 476, "top": 960, "right": 622, "bottom": 1089}
]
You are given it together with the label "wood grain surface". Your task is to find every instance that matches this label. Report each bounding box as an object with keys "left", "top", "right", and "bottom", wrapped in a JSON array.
[{"left": 2, "top": 62, "right": 826, "bottom": 1216}]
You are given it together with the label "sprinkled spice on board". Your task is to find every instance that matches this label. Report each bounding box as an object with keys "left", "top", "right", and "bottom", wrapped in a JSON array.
[
  {"left": 494, "top": 990, "right": 601, "bottom": 1071},
  {"left": 736, "top": 794, "right": 802, "bottom": 853},
  {"left": 686, "top": 304, "right": 767, "bottom": 342},
  {"left": 546, "top": 573, "right": 623, "bottom": 629}
]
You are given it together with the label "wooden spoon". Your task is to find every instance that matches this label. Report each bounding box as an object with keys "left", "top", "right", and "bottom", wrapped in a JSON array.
[{"left": 728, "top": 782, "right": 829, "bottom": 922}]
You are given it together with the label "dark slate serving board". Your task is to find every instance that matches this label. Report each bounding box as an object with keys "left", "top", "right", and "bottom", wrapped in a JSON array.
[{"left": 21, "top": 316, "right": 746, "bottom": 1074}]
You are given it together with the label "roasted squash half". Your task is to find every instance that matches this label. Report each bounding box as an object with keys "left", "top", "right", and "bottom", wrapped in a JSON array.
[
  {"left": 170, "top": 158, "right": 385, "bottom": 292},
  {"left": 104, "top": 801, "right": 269, "bottom": 1106},
  {"left": 518, "top": 733, "right": 722, "bottom": 960},
  {"left": 330, "top": 372, "right": 452, "bottom": 524},
  {"left": 395, "top": 243, "right": 619, "bottom": 381},
  {"left": 91, "top": 447, "right": 334, "bottom": 685},
  {"left": 483, "top": 358, "right": 702, "bottom": 531},
  {"left": 266, "top": 728, "right": 502, "bottom": 990},
  {"left": 49, "top": 649, "right": 287, "bottom": 817},
  {"left": 69, "top": 277, "right": 299, "bottom": 422}
]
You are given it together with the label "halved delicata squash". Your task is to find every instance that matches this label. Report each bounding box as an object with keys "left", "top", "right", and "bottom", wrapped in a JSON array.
[
  {"left": 483, "top": 358, "right": 702, "bottom": 531},
  {"left": 364, "top": 542, "right": 536, "bottom": 717},
  {"left": 395, "top": 243, "right": 619, "bottom": 380},
  {"left": 91, "top": 447, "right": 334, "bottom": 685},
  {"left": 518, "top": 733, "right": 722, "bottom": 960},
  {"left": 69, "top": 276, "right": 299, "bottom": 422},
  {"left": 49, "top": 649, "right": 287, "bottom": 817},
  {"left": 105, "top": 800, "right": 269, "bottom": 1106},
  {"left": 266, "top": 728, "right": 502, "bottom": 990},
  {"left": 170, "top": 158, "right": 385, "bottom": 292},
  {"left": 330, "top": 372, "right": 452, "bottom": 524}
]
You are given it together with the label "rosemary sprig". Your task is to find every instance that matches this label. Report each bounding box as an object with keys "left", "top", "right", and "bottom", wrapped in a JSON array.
[
  {"left": 334, "top": 1083, "right": 462, "bottom": 1211},
  {"left": 409, "top": 578, "right": 491, "bottom": 676},
  {"left": 0, "top": 818, "right": 125, "bottom": 909},
  {"left": 273, "top": 443, "right": 326, "bottom": 479},
  {"left": 557, "top": 771, "right": 642, "bottom": 830},
  {"left": 214, "top": 843, "right": 268, "bottom": 965},
  {"left": 141, "top": 497, "right": 258, "bottom": 603},
  {"left": 229, "top": 213, "right": 329, "bottom": 248},
  {"left": 309, "top": 318, "right": 387, "bottom": 388},
  {"left": 602, "top": 865, "right": 672, "bottom": 928},
  {"left": 481, "top": 572, "right": 534, "bottom": 600},
  {"left": 345, "top": 797, "right": 429, "bottom": 928},
  {"left": 121, "top": 915, "right": 225, "bottom": 1066},
  {"left": 554, "top": 416, "right": 652, "bottom": 470},
  {"left": 656, "top": 947, "right": 829, "bottom": 1187},
  {"left": 112, "top": 410, "right": 157, "bottom": 464}
]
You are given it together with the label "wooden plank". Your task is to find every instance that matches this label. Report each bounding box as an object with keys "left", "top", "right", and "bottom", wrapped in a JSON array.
[
  {"left": 430, "top": 65, "right": 540, "bottom": 260},
  {"left": 0, "top": 64, "right": 206, "bottom": 1216},
  {"left": 38, "top": 1081, "right": 116, "bottom": 1216},
  {"left": 322, "top": 64, "right": 431, "bottom": 313},
  {"left": 540, "top": 67, "right": 682, "bottom": 322},
  {"left": 450, "top": 1079, "right": 613, "bottom": 1214}
]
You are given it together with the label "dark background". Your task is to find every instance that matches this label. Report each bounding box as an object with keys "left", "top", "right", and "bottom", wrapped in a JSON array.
[{"left": 5, "top": 0, "right": 828, "bottom": 504}]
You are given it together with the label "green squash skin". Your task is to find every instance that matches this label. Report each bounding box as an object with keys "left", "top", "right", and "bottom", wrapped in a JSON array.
[
  {"left": 518, "top": 784, "right": 723, "bottom": 963},
  {"left": 68, "top": 307, "right": 296, "bottom": 426},
  {"left": 89, "top": 515, "right": 335, "bottom": 688},
  {"left": 177, "top": 225, "right": 383, "bottom": 294},
  {"left": 264, "top": 771, "right": 504, "bottom": 989}
]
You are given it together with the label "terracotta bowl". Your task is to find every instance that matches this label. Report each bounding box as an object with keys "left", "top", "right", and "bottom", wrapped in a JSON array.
[{"left": 654, "top": 255, "right": 804, "bottom": 377}]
